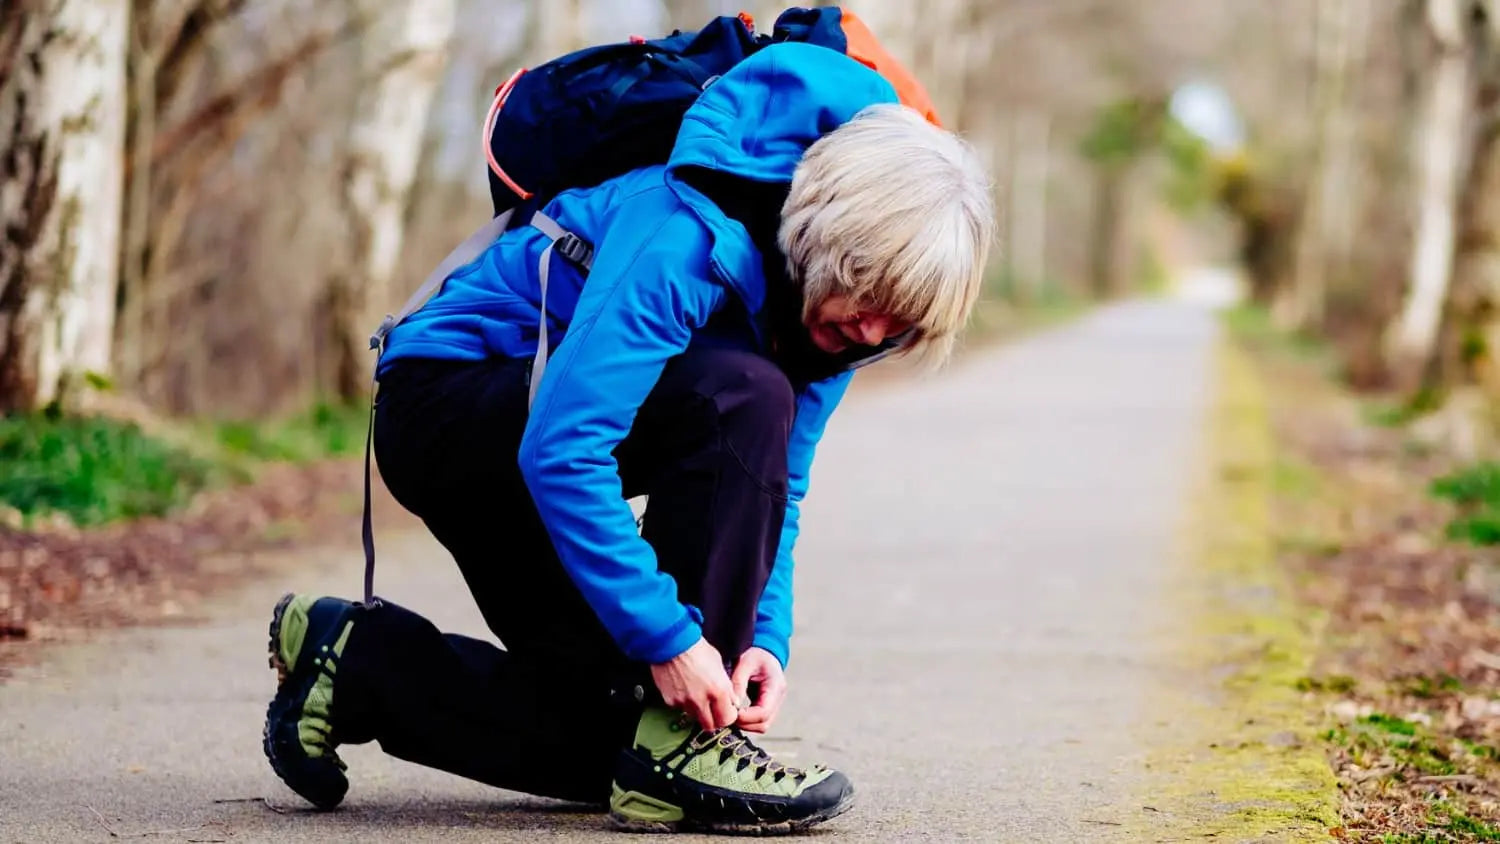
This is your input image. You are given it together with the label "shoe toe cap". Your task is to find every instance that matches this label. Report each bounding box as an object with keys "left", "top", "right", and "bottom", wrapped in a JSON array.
[{"left": 797, "top": 768, "right": 855, "bottom": 813}]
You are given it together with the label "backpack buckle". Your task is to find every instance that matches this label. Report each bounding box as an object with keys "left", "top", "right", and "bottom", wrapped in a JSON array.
[
  {"left": 555, "top": 232, "right": 594, "bottom": 269},
  {"left": 369, "top": 314, "right": 397, "bottom": 351}
]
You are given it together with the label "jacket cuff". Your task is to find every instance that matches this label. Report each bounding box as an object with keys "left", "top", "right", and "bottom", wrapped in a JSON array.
[
  {"left": 636, "top": 609, "right": 705, "bottom": 665},
  {"left": 751, "top": 631, "right": 789, "bottom": 670}
]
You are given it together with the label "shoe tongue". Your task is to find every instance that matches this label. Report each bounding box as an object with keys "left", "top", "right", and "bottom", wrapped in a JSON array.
[{"left": 634, "top": 707, "right": 705, "bottom": 758}]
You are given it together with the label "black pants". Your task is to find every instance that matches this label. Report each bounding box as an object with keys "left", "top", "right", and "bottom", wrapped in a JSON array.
[{"left": 334, "top": 345, "right": 795, "bottom": 804}]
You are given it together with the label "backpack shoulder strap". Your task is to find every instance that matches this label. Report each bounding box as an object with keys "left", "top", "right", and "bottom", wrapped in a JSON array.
[
  {"left": 368, "top": 208, "right": 517, "bottom": 354},
  {"left": 526, "top": 210, "right": 593, "bottom": 407}
]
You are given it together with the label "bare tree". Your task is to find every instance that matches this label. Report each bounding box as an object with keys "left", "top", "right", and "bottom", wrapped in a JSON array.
[
  {"left": 1278, "top": 0, "right": 1371, "bottom": 332},
  {"left": 1388, "top": 0, "right": 1481, "bottom": 385},
  {"left": 0, "top": 0, "right": 130, "bottom": 411},
  {"left": 1440, "top": 0, "right": 1500, "bottom": 390},
  {"left": 110, "top": 0, "right": 360, "bottom": 415},
  {"left": 325, "top": 0, "right": 458, "bottom": 400}
]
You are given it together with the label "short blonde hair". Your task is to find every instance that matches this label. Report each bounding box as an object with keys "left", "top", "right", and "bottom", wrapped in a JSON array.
[{"left": 778, "top": 103, "right": 997, "bottom": 366}]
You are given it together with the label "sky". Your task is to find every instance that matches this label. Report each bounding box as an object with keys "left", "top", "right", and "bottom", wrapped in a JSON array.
[{"left": 1169, "top": 79, "right": 1246, "bottom": 154}]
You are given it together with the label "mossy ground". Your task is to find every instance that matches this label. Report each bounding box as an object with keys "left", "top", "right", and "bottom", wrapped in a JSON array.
[{"left": 1125, "top": 334, "right": 1341, "bottom": 842}]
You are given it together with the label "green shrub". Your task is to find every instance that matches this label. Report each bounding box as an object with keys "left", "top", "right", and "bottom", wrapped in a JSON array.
[
  {"left": 1366, "top": 387, "right": 1445, "bottom": 428},
  {"left": 212, "top": 401, "right": 368, "bottom": 463},
  {"left": 1430, "top": 462, "right": 1500, "bottom": 546},
  {"left": 0, "top": 411, "right": 214, "bottom": 527},
  {"left": 1430, "top": 462, "right": 1500, "bottom": 508}
]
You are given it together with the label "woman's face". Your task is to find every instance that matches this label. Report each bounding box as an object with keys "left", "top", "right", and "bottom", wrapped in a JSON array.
[{"left": 804, "top": 293, "right": 913, "bottom": 355}]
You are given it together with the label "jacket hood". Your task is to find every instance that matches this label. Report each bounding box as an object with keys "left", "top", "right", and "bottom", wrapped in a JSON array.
[{"left": 664, "top": 42, "right": 899, "bottom": 314}]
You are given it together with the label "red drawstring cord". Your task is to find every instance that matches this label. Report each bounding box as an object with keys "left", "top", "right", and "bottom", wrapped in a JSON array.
[{"left": 484, "top": 68, "right": 533, "bottom": 200}]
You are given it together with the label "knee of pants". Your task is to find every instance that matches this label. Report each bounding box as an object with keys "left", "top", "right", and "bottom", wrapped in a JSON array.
[{"left": 696, "top": 350, "right": 797, "bottom": 442}]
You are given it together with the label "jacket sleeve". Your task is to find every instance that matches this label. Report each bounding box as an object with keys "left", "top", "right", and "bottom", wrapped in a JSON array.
[
  {"left": 518, "top": 195, "right": 727, "bottom": 665},
  {"left": 750, "top": 370, "right": 854, "bottom": 668}
]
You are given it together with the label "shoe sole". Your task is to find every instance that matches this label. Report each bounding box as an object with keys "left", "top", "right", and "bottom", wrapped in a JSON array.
[
  {"left": 606, "top": 787, "right": 855, "bottom": 836},
  {"left": 262, "top": 592, "right": 346, "bottom": 811}
]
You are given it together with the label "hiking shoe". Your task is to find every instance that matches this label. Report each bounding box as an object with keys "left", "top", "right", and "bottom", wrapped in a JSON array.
[
  {"left": 609, "top": 706, "right": 855, "bottom": 834},
  {"left": 263, "top": 592, "right": 359, "bottom": 809}
]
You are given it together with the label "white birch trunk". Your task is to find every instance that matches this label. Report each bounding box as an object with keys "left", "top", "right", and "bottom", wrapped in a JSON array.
[
  {"left": 1388, "top": 0, "right": 1474, "bottom": 379},
  {"left": 1282, "top": 0, "right": 1369, "bottom": 331},
  {"left": 332, "top": 0, "right": 457, "bottom": 397},
  {"left": 0, "top": 0, "right": 128, "bottom": 411}
]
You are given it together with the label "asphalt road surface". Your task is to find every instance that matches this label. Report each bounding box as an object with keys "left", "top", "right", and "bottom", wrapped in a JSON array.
[{"left": 0, "top": 293, "right": 1220, "bottom": 842}]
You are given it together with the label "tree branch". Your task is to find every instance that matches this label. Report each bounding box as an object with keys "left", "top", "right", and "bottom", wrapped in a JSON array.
[
  {"left": 151, "top": 0, "right": 249, "bottom": 106},
  {"left": 145, "top": 20, "right": 360, "bottom": 168}
]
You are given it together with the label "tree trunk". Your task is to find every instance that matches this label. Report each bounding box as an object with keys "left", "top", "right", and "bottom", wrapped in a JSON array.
[
  {"left": 1445, "top": 1, "right": 1500, "bottom": 390},
  {"left": 327, "top": 0, "right": 457, "bottom": 400},
  {"left": 1387, "top": 0, "right": 1476, "bottom": 386},
  {"left": 1281, "top": 0, "right": 1370, "bottom": 332},
  {"left": 0, "top": 0, "right": 129, "bottom": 412}
]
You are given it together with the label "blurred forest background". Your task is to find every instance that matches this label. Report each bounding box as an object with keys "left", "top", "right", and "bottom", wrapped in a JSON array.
[{"left": 5, "top": 0, "right": 1500, "bottom": 445}]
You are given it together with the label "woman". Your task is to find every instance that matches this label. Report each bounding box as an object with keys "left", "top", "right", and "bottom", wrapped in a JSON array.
[{"left": 261, "top": 41, "right": 994, "bottom": 835}]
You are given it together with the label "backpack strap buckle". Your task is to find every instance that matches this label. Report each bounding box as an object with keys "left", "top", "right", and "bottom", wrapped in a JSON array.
[
  {"left": 530, "top": 211, "right": 594, "bottom": 271},
  {"left": 555, "top": 231, "right": 594, "bottom": 269},
  {"left": 369, "top": 314, "right": 396, "bottom": 351}
]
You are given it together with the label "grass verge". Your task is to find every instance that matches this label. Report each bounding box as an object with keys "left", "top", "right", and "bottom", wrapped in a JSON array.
[{"left": 0, "top": 401, "right": 369, "bottom": 530}]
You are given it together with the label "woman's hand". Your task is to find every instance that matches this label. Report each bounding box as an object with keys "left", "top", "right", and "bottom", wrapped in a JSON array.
[
  {"left": 730, "top": 647, "right": 787, "bottom": 734},
  {"left": 650, "top": 638, "right": 738, "bottom": 731}
]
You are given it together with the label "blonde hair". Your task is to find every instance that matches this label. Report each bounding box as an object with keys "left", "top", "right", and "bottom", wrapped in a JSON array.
[{"left": 777, "top": 103, "right": 997, "bottom": 366}]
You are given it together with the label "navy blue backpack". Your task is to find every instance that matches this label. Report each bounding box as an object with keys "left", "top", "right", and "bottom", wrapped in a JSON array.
[{"left": 481, "top": 8, "right": 851, "bottom": 217}]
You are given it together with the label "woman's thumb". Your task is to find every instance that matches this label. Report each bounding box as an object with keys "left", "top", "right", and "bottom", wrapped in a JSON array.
[{"left": 730, "top": 658, "right": 754, "bottom": 702}]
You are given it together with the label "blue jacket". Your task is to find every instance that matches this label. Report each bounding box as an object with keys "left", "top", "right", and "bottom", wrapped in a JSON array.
[{"left": 378, "top": 43, "right": 901, "bottom": 668}]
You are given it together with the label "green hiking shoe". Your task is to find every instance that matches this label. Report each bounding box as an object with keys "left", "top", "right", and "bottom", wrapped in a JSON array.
[
  {"left": 609, "top": 706, "right": 855, "bottom": 834},
  {"left": 262, "top": 592, "right": 359, "bottom": 809}
]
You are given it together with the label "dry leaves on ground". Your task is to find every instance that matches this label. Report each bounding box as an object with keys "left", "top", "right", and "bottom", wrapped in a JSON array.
[
  {"left": 1260, "top": 348, "right": 1500, "bottom": 841},
  {"left": 0, "top": 460, "right": 413, "bottom": 675}
]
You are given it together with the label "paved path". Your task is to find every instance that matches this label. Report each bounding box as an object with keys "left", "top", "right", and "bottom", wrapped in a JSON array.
[{"left": 0, "top": 294, "right": 1220, "bottom": 842}]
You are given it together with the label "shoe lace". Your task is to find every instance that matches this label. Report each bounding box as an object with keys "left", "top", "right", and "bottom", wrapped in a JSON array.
[{"left": 684, "top": 720, "right": 808, "bottom": 783}]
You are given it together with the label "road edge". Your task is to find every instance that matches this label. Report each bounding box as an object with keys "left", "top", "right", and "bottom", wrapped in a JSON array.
[{"left": 1126, "top": 328, "right": 1341, "bottom": 841}]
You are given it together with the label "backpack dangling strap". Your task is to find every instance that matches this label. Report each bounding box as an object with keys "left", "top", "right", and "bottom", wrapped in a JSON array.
[{"left": 360, "top": 373, "right": 379, "bottom": 605}]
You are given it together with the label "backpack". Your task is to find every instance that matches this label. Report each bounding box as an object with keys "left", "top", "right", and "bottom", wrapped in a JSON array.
[
  {"left": 481, "top": 6, "right": 937, "bottom": 218},
  {"left": 358, "top": 7, "right": 936, "bottom": 605}
]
